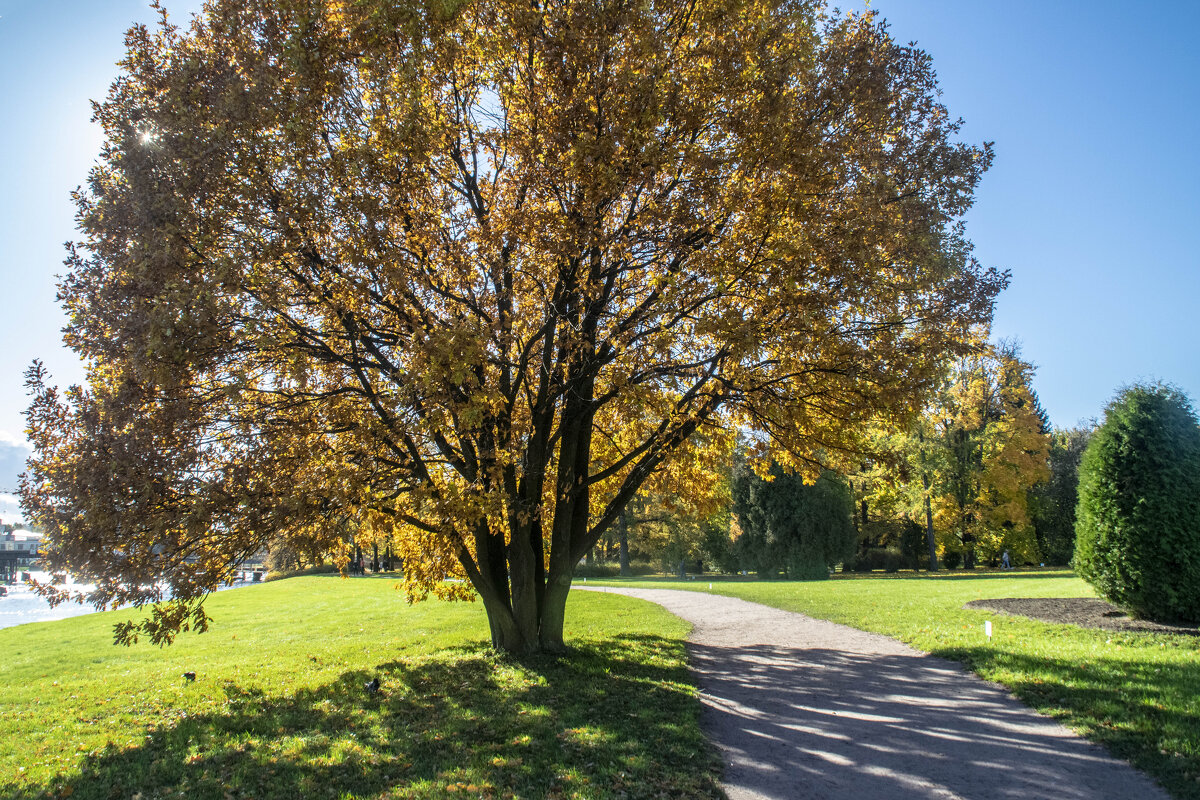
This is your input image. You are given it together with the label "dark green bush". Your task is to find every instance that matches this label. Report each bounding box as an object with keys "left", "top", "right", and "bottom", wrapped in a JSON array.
[
  {"left": 732, "top": 464, "right": 857, "bottom": 580},
  {"left": 573, "top": 562, "right": 622, "bottom": 578},
  {"left": 850, "top": 547, "right": 904, "bottom": 573},
  {"left": 573, "top": 559, "right": 658, "bottom": 578},
  {"left": 264, "top": 563, "right": 339, "bottom": 582},
  {"left": 1074, "top": 384, "right": 1200, "bottom": 622},
  {"left": 941, "top": 550, "right": 962, "bottom": 569}
]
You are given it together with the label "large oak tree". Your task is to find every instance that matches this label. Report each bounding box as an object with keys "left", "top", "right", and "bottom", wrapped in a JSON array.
[{"left": 23, "top": 0, "right": 1003, "bottom": 652}]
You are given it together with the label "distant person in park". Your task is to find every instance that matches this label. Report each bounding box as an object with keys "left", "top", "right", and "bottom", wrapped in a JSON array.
[{"left": 1001, "top": 550, "right": 1012, "bottom": 570}]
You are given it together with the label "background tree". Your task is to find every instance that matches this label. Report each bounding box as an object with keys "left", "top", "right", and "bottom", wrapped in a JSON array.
[
  {"left": 1074, "top": 384, "right": 1200, "bottom": 623},
  {"left": 851, "top": 419, "right": 943, "bottom": 571},
  {"left": 858, "top": 341, "right": 1049, "bottom": 569},
  {"left": 731, "top": 457, "right": 856, "bottom": 579},
  {"left": 21, "top": 0, "right": 1001, "bottom": 652},
  {"left": 619, "top": 436, "right": 733, "bottom": 576},
  {"left": 1028, "top": 424, "right": 1093, "bottom": 566},
  {"left": 621, "top": 492, "right": 728, "bottom": 577},
  {"left": 929, "top": 343, "right": 1049, "bottom": 566},
  {"left": 263, "top": 517, "right": 344, "bottom": 575}
]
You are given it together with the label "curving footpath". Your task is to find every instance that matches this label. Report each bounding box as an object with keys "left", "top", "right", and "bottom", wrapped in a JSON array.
[{"left": 582, "top": 587, "right": 1169, "bottom": 800}]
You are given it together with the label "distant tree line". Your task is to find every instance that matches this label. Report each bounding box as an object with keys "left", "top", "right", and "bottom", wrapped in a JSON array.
[
  {"left": 591, "top": 340, "right": 1095, "bottom": 578},
  {"left": 852, "top": 342, "right": 1091, "bottom": 571}
]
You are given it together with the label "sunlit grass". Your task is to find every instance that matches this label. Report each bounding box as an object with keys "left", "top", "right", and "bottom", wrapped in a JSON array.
[
  {"left": 0, "top": 576, "right": 721, "bottom": 800},
  {"left": 597, "top": 570, "right": 1200, "bottom": 799}
]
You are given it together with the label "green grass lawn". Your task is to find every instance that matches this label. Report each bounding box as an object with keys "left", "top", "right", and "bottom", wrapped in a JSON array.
[
  {"left": 596, "top": 570, "right": 1200, "bottom": 800},
  {"left": 0, "top": 576, "right": 721, "bottom": 800}
]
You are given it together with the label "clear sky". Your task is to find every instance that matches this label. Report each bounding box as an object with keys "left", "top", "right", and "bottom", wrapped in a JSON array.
[{"left": 1, "top": 1, "right": 1198, "bottom": 502}]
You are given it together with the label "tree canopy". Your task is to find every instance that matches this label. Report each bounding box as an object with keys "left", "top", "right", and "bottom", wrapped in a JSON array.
[
  {"left": 22, "top": 0, "right": 1002, "bottom": 652},
  {"left": 931, "top": 343, "right": 1050, "bottom": 566},
  {"left": 1029, "top": 424, "right": 1092, "bottom": 566}
]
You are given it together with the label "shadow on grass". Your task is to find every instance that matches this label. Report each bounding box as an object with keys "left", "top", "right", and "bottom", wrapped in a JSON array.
[
  {"left": 3, "top": 635, "right": 721, "bottom": 800},
  {"left": 933, "top": 643, "right": 1200, "bottom": 799}
]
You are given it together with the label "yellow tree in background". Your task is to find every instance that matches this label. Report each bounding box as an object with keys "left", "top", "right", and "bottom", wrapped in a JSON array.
[
  {"left": 851, "top": 418, "right": 942, "bottom": 569},
  {"left": 857, "top": 342, "right": 1049, "bottom": 569},
  {"left": 22, "top": 0, "right": 1002, "bottom": 652},
  {"left": 932, "top": 343, "right": 1050, "bottom": 566}
]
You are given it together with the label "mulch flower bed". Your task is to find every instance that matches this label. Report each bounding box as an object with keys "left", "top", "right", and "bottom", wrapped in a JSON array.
[{"left": 963, "top": 597, "right": 1200, "bottom": 636}]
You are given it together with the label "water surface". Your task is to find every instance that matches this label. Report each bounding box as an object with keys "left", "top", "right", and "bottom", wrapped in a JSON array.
[{"left": 0, "top": 578, "right": 253, "bottom": 631}]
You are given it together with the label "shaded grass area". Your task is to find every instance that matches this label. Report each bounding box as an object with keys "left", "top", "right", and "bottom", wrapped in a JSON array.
[
  {"left": 598, "top": 571, "right": 1200, "bottom": 800},
  {"left": 0, "top": 576, "right": 721, "bottom": 800}
]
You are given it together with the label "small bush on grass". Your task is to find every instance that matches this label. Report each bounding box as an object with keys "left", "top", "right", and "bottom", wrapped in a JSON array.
[
  {"left": 573, "top": 559, "right": 658, "bottom": 578},
  {"left": 850, "top": 547, "right": 904, "bottom": 573},
  {"left": 1074, "top": 383, "right": 1200, "bottom": 623},
  {"left": 265, "top": 563, "right": 340, "bottom": 581},
  {"left": 573, "top": 561, "right": 622, "bottom": 578}
]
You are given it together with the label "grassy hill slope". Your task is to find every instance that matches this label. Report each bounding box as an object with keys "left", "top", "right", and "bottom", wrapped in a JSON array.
[{"left": 0, "top": 575, "right": 721, "bottom": 800}]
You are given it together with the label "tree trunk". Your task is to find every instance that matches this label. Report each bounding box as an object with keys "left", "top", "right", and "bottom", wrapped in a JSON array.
[
  {"left": 479, "top": 568, "right": 572, "bottom": 654},
  {"left": 538, "top": 575, "right": 571, "bottom": 652},
  {"left": 482, "top": 548, "right": 573, "bottom": 654},
  {"left": 923, "top": 495, "right": 938, "bottom": 571},
  {"left": 921, "top": 474, "right": 939, "bottom": 572},
  {"left": 478, "top": 581, "right": 533, "bottom": 653},
  {"left": 618, "top": 508, "right": 631, "bottom": 576},
  {"left": 477, "top": 335, "right": 664, "bottom": 651}
]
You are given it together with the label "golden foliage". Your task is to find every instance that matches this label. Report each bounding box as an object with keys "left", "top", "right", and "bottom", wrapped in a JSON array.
[
  {"left": 23, "top": 0, "right": 1001, "bottom": 650},
  {"left": 856, "top": 341, "right": 1051, "bottom": 567}
]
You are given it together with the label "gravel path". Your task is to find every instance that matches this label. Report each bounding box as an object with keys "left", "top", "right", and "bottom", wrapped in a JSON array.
[{"left": 582, "top": 587, "right": 1169, "bottom": 800}]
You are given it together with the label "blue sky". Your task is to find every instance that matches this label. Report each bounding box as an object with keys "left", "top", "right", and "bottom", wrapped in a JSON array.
[
  {"left": 1, "top": 1, "right": 1198, "bottom": 504},
  {"left": 0, "top": 0, "right": 205, "bottom": 508},
  {"left": 868, "top": 0, "right": 1200, "bottom": 431}
]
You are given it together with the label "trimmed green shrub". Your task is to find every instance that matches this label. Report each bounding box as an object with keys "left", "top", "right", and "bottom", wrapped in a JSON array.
[
  {"left": 573, "top": 559, "right": 658, "bottom": 578},
  {"left": 264, "top": 563, "right": 338, "bottom": 582},
  {"left": 1074, "top": 383, "right": 1200, "bottom": 622},
  {"left": 850, "top": 547, "right": 904, "bottom": 573}
]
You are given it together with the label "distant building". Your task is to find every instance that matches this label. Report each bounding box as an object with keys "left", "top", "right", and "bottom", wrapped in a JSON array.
[{"left": 0, "top": 529, "right": 42, "bottom": 580}]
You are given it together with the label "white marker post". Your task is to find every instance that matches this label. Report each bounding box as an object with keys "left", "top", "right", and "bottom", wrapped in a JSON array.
[{"left": 985, "top": 620, "right": 993, "bottom": 639}]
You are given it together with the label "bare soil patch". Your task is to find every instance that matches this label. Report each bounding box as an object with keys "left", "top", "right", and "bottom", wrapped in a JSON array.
[{"left": 964, "top": 597, "right": 1200, "bottom": 635}]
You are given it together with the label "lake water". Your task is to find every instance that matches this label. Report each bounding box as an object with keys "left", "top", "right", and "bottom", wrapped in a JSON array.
[
  {"left": 0, "top": 578, "right": 254, "bottom": 631},
  {"left": 0, "top": 583, "right": 101, "bottom": 630}
]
